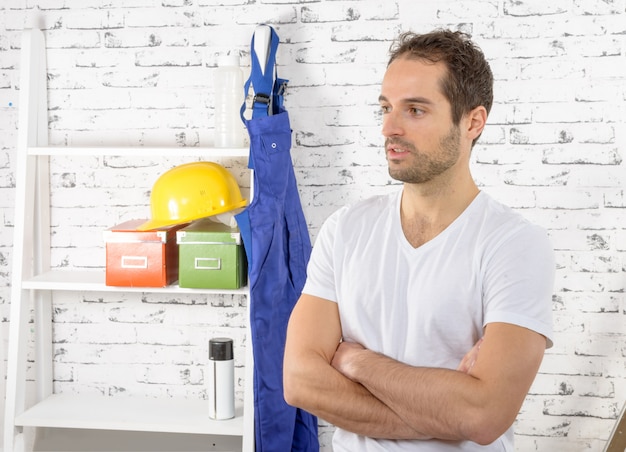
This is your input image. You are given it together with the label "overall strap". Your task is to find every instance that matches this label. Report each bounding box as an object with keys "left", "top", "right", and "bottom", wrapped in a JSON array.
[{"left": 241, "top": 25, "right": 286, "bottom": 121}]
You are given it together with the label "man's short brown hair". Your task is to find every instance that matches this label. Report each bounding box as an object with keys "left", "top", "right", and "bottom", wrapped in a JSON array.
[{"left": 389, "top": 30, "right": 494, "bottom": 137}]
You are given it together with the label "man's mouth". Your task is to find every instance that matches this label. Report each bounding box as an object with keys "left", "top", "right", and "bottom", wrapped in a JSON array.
[
  {"left": 385, "top": 139, "right": 412, "bottom": 155},
  {"left": 386, "top": 141, "right": 411, "bottom": 155}
]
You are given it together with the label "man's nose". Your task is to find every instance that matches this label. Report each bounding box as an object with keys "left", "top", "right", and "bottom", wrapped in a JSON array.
[{"left": 381, "top": 111, "right": 403, "bottom": 137}]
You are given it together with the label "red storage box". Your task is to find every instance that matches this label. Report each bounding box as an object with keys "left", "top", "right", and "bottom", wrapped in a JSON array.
[{"left": 104, "top": 219, "right": 187, "bottom": 287}]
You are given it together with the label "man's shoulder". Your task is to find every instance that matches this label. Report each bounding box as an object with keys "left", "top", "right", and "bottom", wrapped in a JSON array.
[
  {"left": 320, "top": 191, "right": 399, "bottom": 239},
  {"left": 342, "top": 191, "right": 399, "bottom": 217},
  {"left": 475, "top": 191, "right": 551, "bottom": 250}
]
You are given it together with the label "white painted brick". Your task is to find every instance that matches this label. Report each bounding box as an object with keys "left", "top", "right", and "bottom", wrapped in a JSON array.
[
  {"left": 513, "top": 412, "right": 571, "bottom": 439},
  {"left": 573, "top": 0, "right": 625, "bottom": 15},
  {"left": 434, "top": 0, "right": 499, "bottom": 20},
  {"left": 482, "top": 38, "right": 569, "bottom": 61},
  {"left": 347, "top": 3, "right": 400, "bottom": 22},
  {"left": 81, "top": 363, "right": 152, "bottom": 386},
  {"left": 0, "top": 110, "right": 18, "bottom": 143},
  {"left": 133, "top": 363, "right": 202, "bottom": 386},
  {"left": 0, "top": 72, "right": 12, "bottom": 89},
  {"left": 357, "top": 41, "right": 398, "bottom": 66},
  {"left": 588, "top": 56, "right": 626, "bottom": 79},
  {"left": 104, "top": 66, "right": 210, "bottom": 88},
  {"left": 38, "top": 9, "right": 121, "bottom": 31},
  {"left": 49, "top": 108, "right": 204, "bottom": 131},
  {"left": 535, "top": 189, "right": 601, "bottom": 209},
  {"left": 63, "top": 49, "right": 128, "bottom": 70},
  {"left": 494, "top": 80, "right": 575, "bottom": 103},
  {"left": 503, "top": 0, "right": 570, "bottom": 17},
  {"left": 46, "top": 68, "right": 101, "bottom": 89},
  {"left": 43, "top": 29, "right": 102, "bottom": 49},
  {"left": 544, "top": 396, "right": 621, "bottom": 420},
  {"left": 482, "top": 16, "right": 589, "bottom": 39},
  {"left": 294, "top": 42, "right": 359, "bottom": 65},
  {"left": 567, "top": 251, "right": 622, "bottom": 273},
  {"left": 574, "top": 417, "right": 621, "bottom": 444},
  {"left": 486, "top": 187, "right": 539, "bottom": 209},
  {"left": 55, "top": 322, "right": 138, "bottom": 345},
  {"left": 124, "top": 8, "right": 203, "bottom": 28},
  {"left": 519, "top": 58, "right": 585, "bottom": 80},
  {"left": 575, "top": 209, "right": 626, "bottom": 232},
  {"left": 575, "top": 80, "right": 625, "bottom": 103},
  {"left": 278, "top": 63, "right": 325, "bottom": 88},
  {"left": 575, "top": 37, "right": 622, "bottom": 58},
  {"left": 136, "top": 324, "right": 197, "bottom": 347},
  {"left": 103, "top": 29, "right": 163, "bottom": 48},
  {"left": 48, "top": 88, "right": 131, "bottom": 111},
  {"left": 322, "top": 64, "right": 384, "bottom": 86},
  {"left": 489, "top": 103, "right": 533, "bottom": 125},
  {"left": 559, "top": 292, "right": 622, "bottom": 314},
  {"left": 543, "top": 145, "right": 622, "bottom": 165},
  {"left": 550, "top": 230, "right": 613, "bottom": 252},
  {"left": 568, "top": 166, "right": 624, "bottom": 189},
  {"left": 604, "top": 13, "right": 626, "bottom": 34},
  {"left": 533, "top": 103, "right": 606, "bottom": 124},
  {"left": 509, "top": 125, "right": 571, "bottom": 146},
  {"left": 210, "top": 4, "right": 297, "bottom": 25},
  {"left": 2, "top": 10, "right": 29, "bottom": 32},
  {"left": 530, "top": 373, "right": 615, "bottom": 398},
  {"left": 134, "top": 48, "right": 203, "bottom": 67},
  {"left": 301, "top": 5, "right": 361, "bottom": 23},
  {"left": 557, "top": 271, "right": 623, "bottom": 293},
  {"left": 503, "top": 166, "right": 571, "bottom": 186},
  {"left": 584, "top": 313, "right": 626, "bottom": 336}
]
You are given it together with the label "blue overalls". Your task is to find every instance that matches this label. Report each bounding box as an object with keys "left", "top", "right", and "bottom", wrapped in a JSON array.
[{"left": 235, "top": 25, "right": 319, "bottom": 452}]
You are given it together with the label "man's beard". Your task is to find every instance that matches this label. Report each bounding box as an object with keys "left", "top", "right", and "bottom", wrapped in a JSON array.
[{"left": 386, "top": 125, "right": 461, "bottom": 184}]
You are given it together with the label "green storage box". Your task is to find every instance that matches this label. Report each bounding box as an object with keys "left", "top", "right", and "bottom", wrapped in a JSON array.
[{"left": 177, "top": 219, "right": 247, "bottom": 289}]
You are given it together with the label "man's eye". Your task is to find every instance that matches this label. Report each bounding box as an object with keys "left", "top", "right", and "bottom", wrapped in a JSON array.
[
  {"left": 409, "top": 108, "right": 423, "bottom": 115},
  {"left": 380, "top": 105, "right": 391, "bottom": 113}
]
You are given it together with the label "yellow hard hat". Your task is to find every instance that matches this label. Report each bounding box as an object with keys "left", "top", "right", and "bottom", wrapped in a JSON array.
[{"left": 137, "top": 161, "right": 247, "bottom": 231}]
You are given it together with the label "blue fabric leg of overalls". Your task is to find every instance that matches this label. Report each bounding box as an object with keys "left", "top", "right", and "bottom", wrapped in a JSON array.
[{"left": 235, "top": 110, "right": 319, "bottom": 451}]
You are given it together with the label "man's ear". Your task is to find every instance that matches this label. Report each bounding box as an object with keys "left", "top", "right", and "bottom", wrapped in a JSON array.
[{"left": 465, "top": 106, "right": 488, "bottom": 142}]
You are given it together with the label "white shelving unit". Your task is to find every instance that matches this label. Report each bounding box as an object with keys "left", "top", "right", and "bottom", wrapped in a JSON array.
[{"left": 4, "top": 28, "right": 255, "bottom": 452}]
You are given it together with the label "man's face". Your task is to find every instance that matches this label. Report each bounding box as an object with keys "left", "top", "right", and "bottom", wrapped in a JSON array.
[{"left": 379, "top": 57, "right": 462, "bottom": 184}]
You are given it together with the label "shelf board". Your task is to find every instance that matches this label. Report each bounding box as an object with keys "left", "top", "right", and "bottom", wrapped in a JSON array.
[
  {"left": 27, "top": 146, "right": 249, "bottom": 158},
  {"left": 15, "top": 393, "right": 244, "bottom": 436},
  {"left": 22, "top": 270, "right": 249, "bottom": 295}
]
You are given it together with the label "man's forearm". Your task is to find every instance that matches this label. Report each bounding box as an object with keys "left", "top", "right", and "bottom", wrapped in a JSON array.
[
  {"left": 331, "top": 324, "right": 546, "bottom": 446},
  {"left": 335, "top": 346, "right": 480, "bottom": 441},
  {"left": 284, "top": 351, "right": 429, "bottom": 439}
]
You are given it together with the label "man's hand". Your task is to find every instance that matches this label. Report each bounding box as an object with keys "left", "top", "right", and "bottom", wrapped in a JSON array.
[
  {"left": 330, "top": 341, "right": 366, "bottom": 380},
  {"left": 332, "top": 337, "right": 484, "bottom": 381},
  {"left": 457, "top": 337, "right": 484, "bottom": 374}
]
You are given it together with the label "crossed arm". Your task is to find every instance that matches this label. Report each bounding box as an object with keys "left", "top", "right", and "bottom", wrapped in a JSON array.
[{"left": 283, "top": 294, "right": 546, "bottom": 445}]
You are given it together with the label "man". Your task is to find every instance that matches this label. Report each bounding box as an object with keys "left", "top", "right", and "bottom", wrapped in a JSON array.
[{"left": 283, "top": 29, "right": 555, "bottom": 451}]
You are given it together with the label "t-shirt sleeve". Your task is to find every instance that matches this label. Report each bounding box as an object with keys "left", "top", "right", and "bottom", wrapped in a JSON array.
[
  {"left": 301, "top": 207, "right": 346, "bottom": 303},
  {"left": 482, "top": 223, "right": 556, "bottom": 348}
]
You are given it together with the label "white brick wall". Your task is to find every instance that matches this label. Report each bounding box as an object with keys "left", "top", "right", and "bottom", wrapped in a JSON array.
[{"left": 1, "top": 1, "right": 625, "bottom": 451}]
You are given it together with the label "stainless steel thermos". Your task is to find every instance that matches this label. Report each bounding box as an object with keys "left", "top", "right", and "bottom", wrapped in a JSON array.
[{"left": 208, "top": 337, "right": 235, "bottom": 420}]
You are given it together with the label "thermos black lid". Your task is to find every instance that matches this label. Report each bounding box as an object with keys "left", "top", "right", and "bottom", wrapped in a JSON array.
[{"left": 209, "top": 337, "right": 234, "bottom": 361}]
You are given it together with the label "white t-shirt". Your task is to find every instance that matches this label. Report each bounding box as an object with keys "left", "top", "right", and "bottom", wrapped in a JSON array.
[{"left": 302, "top": 189, "right": 555, "bottom": 451}]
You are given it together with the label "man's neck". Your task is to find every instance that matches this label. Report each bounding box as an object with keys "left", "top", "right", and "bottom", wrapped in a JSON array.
[{"left": 399, "top": 176, "right": 479, "bottom": 248}]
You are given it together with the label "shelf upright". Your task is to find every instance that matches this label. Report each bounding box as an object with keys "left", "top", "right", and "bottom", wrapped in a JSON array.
[{"left": 4, "top": 27, "right": 52, "bottom": 452}]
